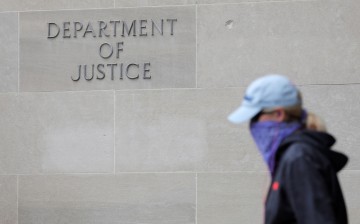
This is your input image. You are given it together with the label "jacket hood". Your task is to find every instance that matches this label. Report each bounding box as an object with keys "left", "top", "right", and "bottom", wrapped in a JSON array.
[{"left": 279, "top": 130, "right": 348, "bottom": 172}]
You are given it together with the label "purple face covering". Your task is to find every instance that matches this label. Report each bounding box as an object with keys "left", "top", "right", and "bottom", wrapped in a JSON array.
[{"left": 250, "top": 121, "right": 302, "bottom": 177}]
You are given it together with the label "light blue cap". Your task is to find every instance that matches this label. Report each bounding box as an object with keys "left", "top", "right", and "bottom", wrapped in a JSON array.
[{"left": 228, "top": 74, "right": 301, "bottom": 124}]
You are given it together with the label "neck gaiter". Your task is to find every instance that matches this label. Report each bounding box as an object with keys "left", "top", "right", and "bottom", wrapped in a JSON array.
[{"left": 250, "top": 121, "right": 302, "bottom": 177}]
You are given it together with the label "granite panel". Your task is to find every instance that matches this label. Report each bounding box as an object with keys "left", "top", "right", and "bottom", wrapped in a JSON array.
[
  {"left": 0, "top": 0, "right": 113, "bottom": 12},
  {"left": 300, "top": 85, "right": 360, "bottom": 170},
  {"left": 115, "top": 88, "right": 267, "bottom": 172},
  {"left": 197, "top": 0, "right": 360, "bottom": 88},
  {"left": 20, "top": 7, "right": 196, "bottom": 91},
  {"left": 0, "top": 13, "right": 18, "bottom": 92},
  {"left": 339, "top": 171, "right": 360, "bottom": 224},
  {"left": 197, "top": 172, "right": 269, "bottom": 224},
  {"left": 0, "top": 176, "right": 17, "bottom": 224},
  {"left": 197, "top": 0, "right": 288, "bottom": 4},
  {"left": 114, "top": 0, "right": 312, "bottom": 6},
  {"left": 0, "top": 91, "right": 114, "bottom": 174},
  {"left": 116, "top": 0, "right": 196, "bottom": 7},
  {"left": 19, "top": 174, "right": 195, "bottom": 224}
]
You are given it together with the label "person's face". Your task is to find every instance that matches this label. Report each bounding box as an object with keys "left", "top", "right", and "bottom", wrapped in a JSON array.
[{"left": 251, "top": 108, "right": 286, "bottom": 123}]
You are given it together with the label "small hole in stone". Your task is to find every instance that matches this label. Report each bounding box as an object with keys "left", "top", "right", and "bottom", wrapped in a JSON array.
[{"left": 225, "top": 20, "right": 234, "bottom": 29}]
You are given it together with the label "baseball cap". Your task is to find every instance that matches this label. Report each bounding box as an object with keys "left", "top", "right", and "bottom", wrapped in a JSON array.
[{"left": 228, "top": 74, "right": 301, "bottom": 124}]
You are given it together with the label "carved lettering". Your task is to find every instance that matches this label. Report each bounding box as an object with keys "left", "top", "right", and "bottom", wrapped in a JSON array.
[
  {"left": 71, "top": 63, "right": 151, "bottom": 81},
  {"left": 109, "top": 20, "right": 121, "bottom": 37},
  {"left": 99, "top": 43, "right": 113, "bottom": 59},
  {"left": 63, "top": 22, "right": 71, "bottom": 38},
  {"left": 152, "top": 19, "right": 163, "bottom": 36},
  {"left": 126, "top": 63, "right": 139, "bottom": 79},
  {"left": 99, "top": 21, "right": 110, "bottom": 38},
  {"left": 107, "top": 64, "right": 117, "bottom": 80},
  {"left": 74, "top": 22, "right": 83, "bottom": 38},
  {"left": 48, "top": 23, "right": 60, "bottom": 39},
  {"left": 49, "top": 18, "right": 178, "bottom": 82},
  {"left": 122, "top": 20, "right": 136, "bottom": 37},
  {"left": 139, "top": 20, "right": 147, "bottom": 36},
  {"left": 83, "top": 22, "right": 96, "bottom": 38},
  {"left": 167, "top": 19, "right": 177, "bottom": 35},
  {"left": 84, "top": 64, "right": 94, "bottom": 81},
  {"left": 116, "top": 42, "right": 124, "bottom": 59},
  {"left": 97, "top": 64, "right": 105, "bottom": 80},
  {"left": 48, "top": 19, "right": 176, "bottom": 39},
  {"left": 71, "top": 65, "right": 81, "bottom": 81},
  {"left": 143, "top": 62, "right": 151, "bottom": 79}
]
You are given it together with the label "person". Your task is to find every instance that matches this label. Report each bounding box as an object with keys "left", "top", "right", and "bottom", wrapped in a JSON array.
[{"left": 227, "top": 74, "right": 348, "bottom": 224}]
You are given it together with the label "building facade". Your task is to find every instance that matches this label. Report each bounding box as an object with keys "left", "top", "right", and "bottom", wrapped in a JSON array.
[{"left": 0, "top": 0, "right": 359, "bottom": 223}]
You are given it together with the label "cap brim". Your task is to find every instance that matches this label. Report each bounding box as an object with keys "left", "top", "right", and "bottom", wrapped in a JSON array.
[{"left": 227, "top": 105, "right": 261, "bottom": 124}]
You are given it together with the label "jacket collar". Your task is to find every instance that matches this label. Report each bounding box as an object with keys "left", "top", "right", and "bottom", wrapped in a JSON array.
[{"left": 277, "top": 130, "right": 348, "bottom": 172}]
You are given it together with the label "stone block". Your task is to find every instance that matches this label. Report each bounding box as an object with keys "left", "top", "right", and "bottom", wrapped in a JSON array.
[
  {"left": 339, "top": 171, "right": 360, "bottom": 224},
  {"left": 197, "top": 0, "right": 287, "bottom": 4},
  {"left": 0, "top": 0, "right": 113, "bottom": 12},
  {"left": 197, "top": 172, "right": 269, "bottom": 224},
  {"left": 20, "top": 6, "right": 196, "bottom": 91},
  {"left": 301, "top": 85, "right": 360, "bottom": 170},
  {"left": 0, "top": 91, "right": 114, "bottom": 174},
  {"left": 0, "top": 13, "right": 18, "bottom": 92},
  {"left": 116, "top": 0, "right": 195, "bottom": 7},
  {"left": 197, "top": 0, "right": 360, "bottom": 88},
  {"left": 19, "top": 174, "right": 195, "bottom": 224},
  {"left": 115, "top": 89, "right": 267, "bottom": 172},
  {"left": 0, "top": 176, "right": 17, "bottom": 224}
]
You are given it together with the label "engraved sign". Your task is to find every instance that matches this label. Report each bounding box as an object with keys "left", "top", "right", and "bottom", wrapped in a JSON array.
[
  {"left": 47, "top": 19, "right": 177, "bottom": 81},
  {"left": 20, "top": 7, "right": 196, "bottom": 91}
]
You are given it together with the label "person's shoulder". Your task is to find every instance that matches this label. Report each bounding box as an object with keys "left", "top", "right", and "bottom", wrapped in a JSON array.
[
  {"left": 280, "top": 141, "right": 330, "bottom": 169},
  {"left": 283, "top": 142, "right": 312, "bottom": 158}
]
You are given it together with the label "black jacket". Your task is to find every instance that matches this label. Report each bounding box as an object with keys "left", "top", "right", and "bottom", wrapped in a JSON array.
[{"left": 265, "top": 130, "right": 348, "bottom": 224}]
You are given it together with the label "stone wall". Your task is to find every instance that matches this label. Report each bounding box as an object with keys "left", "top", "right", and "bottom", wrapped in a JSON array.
[{"left": 1, "top": 0, "right": 359, "bottom": 223}]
